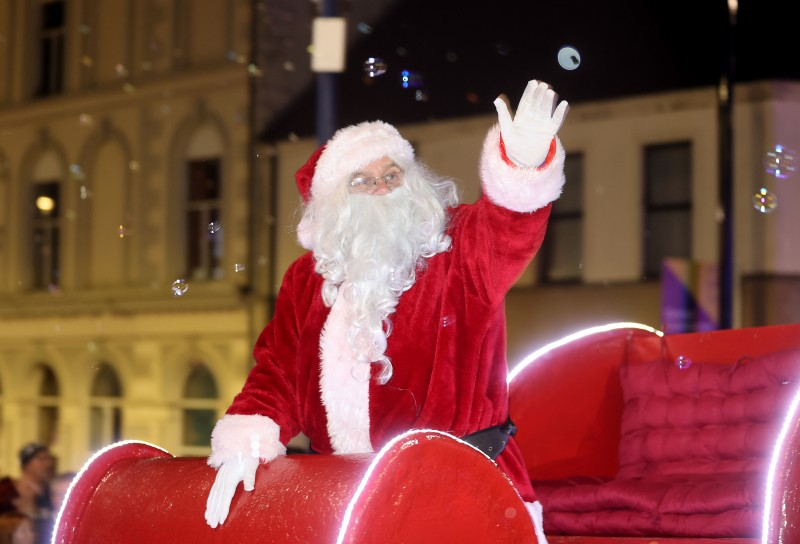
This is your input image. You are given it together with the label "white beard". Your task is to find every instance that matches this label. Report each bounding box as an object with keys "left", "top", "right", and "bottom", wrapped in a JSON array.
[{"left": 303, "top": 165, "right": 458, "bottom": 383}]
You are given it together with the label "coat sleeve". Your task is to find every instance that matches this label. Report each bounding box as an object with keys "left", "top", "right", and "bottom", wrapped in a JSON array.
[
  {"left": 207, "top": 258, "right": 309, "bottom": 467},
  {"left": 449, "top": 124, "right": 565, "bottom": 308}
]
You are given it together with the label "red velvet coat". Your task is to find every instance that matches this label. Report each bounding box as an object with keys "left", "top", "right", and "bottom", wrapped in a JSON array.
[{"left": 210, "top": 125, "right": 566, "bottom": 505}]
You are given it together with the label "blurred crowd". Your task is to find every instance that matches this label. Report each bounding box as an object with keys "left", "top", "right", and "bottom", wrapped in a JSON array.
[{"left": 0, "top": 444, "right": 75, "bottom": 544}]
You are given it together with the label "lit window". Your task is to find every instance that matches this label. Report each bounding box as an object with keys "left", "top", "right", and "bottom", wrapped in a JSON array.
[
  {"left": 540, "top": 153, "right": 584, "bottom": 283},
  {"left": 32, "top": 181, "right": 60, "bottom": 290},
  {"left": 182, "top": 363, "right": 218, "bottom": 447},
  {"left": 89, "top": 364, "right": 123, "bottom": 451},
  {"left": 36, "top": 0, "right": 66, "bottom": 97},
  {"left": 643, "top": 142, "right": 692, "bottom": 278},
  {"left": 186, "top": 159, "right": 222, "bottom": 280}
]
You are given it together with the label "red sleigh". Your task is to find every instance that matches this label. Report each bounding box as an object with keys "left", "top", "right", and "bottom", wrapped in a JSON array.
[{"left": 53, "top": 322, "right": 800, "bottom": 543}]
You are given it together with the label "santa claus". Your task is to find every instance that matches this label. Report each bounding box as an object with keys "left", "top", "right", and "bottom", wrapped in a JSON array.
[{"left": 205, "top": 80, "right": 568, "bottom": 542}]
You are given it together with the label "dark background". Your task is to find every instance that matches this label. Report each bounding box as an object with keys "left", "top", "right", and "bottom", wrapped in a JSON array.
[{"left": 263, "top": 0, "right": 798, "bottom": 140}]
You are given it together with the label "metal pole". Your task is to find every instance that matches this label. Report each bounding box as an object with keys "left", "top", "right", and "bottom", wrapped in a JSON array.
[
  {"left": 316, "top": 0, "right": 339, "bottom": 145},
  {"left": 717, "top": 1, "right": 736, "bottom": 330}
]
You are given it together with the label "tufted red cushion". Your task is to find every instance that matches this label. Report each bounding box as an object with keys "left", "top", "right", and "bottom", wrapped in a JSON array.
[
  {"left": 618, "top": 348, "right": 800, "bottom": 480},
  {"left": 536, "top": 347, "right": 800, "bottom": 538}
]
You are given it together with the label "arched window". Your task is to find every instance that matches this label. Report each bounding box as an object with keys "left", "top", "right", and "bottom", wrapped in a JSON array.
[
  {"left": 36, "top": 365, "right": 59, "bottom": 446},
  {"left": 30, "top": 148, "right": 64, "bottom": 290},
  {"left": 182, "top": 363, "right": 218, "bottom": 449},
  {"left": 89, "top": 363, "right": 123, "bottom": 451}
]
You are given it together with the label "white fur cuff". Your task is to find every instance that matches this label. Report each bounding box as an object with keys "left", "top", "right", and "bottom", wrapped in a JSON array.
[
  {"left": 207, "top": 414, "right": 286, "bottom": 468},
  {"left": 479, "top": 125, "right": 566, "bottom": 213},
  {"left": 525, "top": 500, "right": 549, "bottom": 544}
]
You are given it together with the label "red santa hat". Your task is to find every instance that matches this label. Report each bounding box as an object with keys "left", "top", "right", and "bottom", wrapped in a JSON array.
[{"left": 295, "top": 121, "right": 415, "bottom": 204}]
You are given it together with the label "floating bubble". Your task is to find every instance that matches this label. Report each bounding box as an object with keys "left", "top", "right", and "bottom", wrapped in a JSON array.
[
  {"left": 764, "top": 145, "right": 797, "bottom": 179},
  {"left": 495, "top": 42, "right": 511, "bottom": 56},
  {"left": 234, "top": 263, "right": 246, "bottom": 272},
  {"left": 356, "top": 22, "right": 373, "bottom": 34},
  {"left": 283, "top": 61, "right": 295, "bottom": 72},
  {"left": 415, "top": 89, "right": 429, "bottom": 102},
  {"left": 115, "top": 63, "right": 129, "bottom": 78},
  {"left": 171, "top": 278, "right": 189, "bottom": 297},
  {"left": 401, "top": 70, "right": 423, "bottom": 89},
  {"left": 208, "top": 221, "right": 222, "bottom": 234},
  {"left": 79, "top": 113, "right": 93, "bottom": 126},
  {"left": 441, "top": 315, "right": 456, "bottom": 328},
  {"left": 363, "top": 57, "right": 387, "bottom": 78},
  {"left": 247, "top": 64, "right": 263, "bottom": 77},
  {"left": 675, "top": 355, "right": 692, "bottom": 370},
  {"left": 79, "top": 185, "right": 91, "bottom": 200},
  {"left": 753, "top": 187, "right": 777, "bottom": 213},
  {"left": 558, "top": 46, "right": 581, "bottom": 70},
  {"left": 118, "top": 225, "right": 132, "bottom": 238},
  {"left": 69, "top": 164, "right": 85, "bottom": 181}
]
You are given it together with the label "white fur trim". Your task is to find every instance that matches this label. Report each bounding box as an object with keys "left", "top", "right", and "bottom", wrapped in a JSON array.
[
  {"left": 319, "top": 294, "right": 373, "bottom": 454},
  {"left": 207, "top": 414, "right": 286, "bottom": 468},
  {"left": 480, "top": 125, "right": 566, "bottom": 213},
  {"left": 525, "top": 500, "right": 549, "bottom": 544},
  {"left": 311, "top": 121, "right": 415, "bottom": 202}
]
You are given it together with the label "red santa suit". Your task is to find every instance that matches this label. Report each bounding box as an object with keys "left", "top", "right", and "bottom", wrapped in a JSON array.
[{"left": 209, "top": 122, "right": 565, "bottom": 511}]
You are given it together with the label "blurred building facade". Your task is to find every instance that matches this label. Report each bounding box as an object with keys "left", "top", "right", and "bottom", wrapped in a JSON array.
[{"left": 0, "top": 0, "right": 798, "bottom": 476}]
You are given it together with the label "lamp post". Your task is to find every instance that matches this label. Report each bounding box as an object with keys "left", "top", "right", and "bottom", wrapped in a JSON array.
[
  {"left": 717, "top": 0, "right": 737, "bottom": 329},
  {"left": 313, "top": 0, "right": 346, "bottom": 145}
]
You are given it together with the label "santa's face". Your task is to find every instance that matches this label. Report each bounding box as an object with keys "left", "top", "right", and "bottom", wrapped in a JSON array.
[{"left": 347, "top": 156, "right": 404, "bottom": 196}]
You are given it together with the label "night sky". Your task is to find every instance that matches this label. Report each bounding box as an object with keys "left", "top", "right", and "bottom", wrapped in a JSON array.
[{"left": 262, "top": 0, "right": 800, "bottom": 140}]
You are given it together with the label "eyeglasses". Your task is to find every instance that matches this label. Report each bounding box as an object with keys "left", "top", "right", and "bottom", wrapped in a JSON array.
[{"left": 348, "top": 171, "right": 403, "bottom": 193}]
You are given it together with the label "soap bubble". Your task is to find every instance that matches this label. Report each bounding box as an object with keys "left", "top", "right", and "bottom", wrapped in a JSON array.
[
  {"left": 115, "top": 63, "right": 129, "bottom": 78},
  {"left": 234, "top": 263, "right": 246, "bottom": 272},
  {"left": 414, "top": 89, "right": 429, "bottom": 102},
  {"left": 401, "top": 70, "right": 423, "bottom": 89},
  {"left": 753, "top": 188, "right": 777, "bottom": 213},
  {"left": 247, "top": 64, "right": 263, "bottom": 77},
  {"left": 118, "top": 225, "right": 132, "bottom": 238},
  {"left": 675, "top": 355, "right": 693, "bottom": 370},
  {"left": 208, "top": 221, "right": 222, "bottom": 234},
  {"left": 558, "top": 46, "right": 581, "bottom": 70},
  {"left": 171, "top": 278, "right": 189, "bottom": 297},
  {"left": 356, "top": 22, "right": 373, "bottom": 34},
  {"left": 363, "top": 57, "right": 387, "bottom": 78},
  {"left": 764, "top": 145, "right": 797, "bottom": 179}
]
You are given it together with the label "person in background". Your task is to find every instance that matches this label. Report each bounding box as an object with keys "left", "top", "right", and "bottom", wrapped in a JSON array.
[
  {"left": 49, "top": 472, "right": 76, "bottom": 517},
  {"left": 0, "top": 444, "right": 55, "bottom": 544},
  {"left": 205, "top": 79, "right": 568, "bottom": 544},
  {"left": 0, "top": 511, "right": 36, "bottom": 544}
]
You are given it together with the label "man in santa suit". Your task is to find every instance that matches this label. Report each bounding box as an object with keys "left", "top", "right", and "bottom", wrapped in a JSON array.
[{"left": 205, "top": 80, "right": 568, "bottom": 542}]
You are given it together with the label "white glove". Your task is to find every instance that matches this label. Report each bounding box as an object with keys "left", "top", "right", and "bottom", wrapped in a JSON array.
[
  {"left": 494, "top": 80, "right": 569, "bottom": 168},
  {"left": 205, "top": 454, "right": 259, "bottom": 528}
]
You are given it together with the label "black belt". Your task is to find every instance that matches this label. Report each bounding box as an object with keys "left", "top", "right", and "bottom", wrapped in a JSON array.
[
  {"left": 461, "top": 418, "right": 517, "bottom": 460},
  {"left": 308, "top": 418, "right": 518, "bottom": 460}
]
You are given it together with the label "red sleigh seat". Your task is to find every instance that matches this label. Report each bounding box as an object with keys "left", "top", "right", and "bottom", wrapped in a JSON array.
[{"left": 508, "top": 322, "right": 800, "bottom": 544}]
